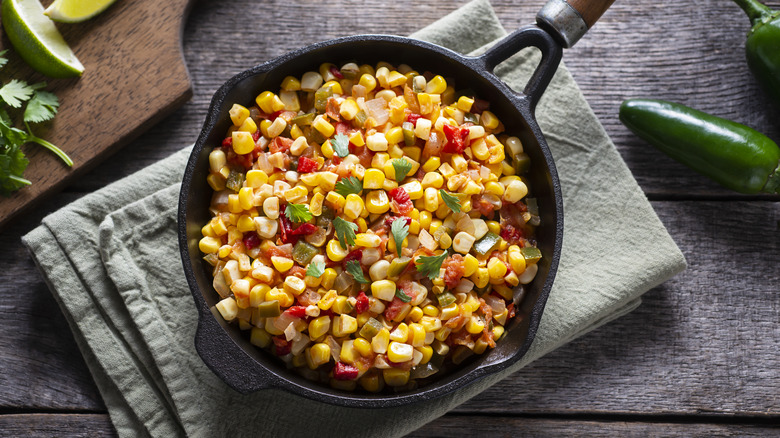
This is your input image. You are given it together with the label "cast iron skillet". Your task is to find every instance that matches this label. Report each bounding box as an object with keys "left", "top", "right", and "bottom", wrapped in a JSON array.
[{"left": 178, "top": 0, "right": 613, "bottom": 408}]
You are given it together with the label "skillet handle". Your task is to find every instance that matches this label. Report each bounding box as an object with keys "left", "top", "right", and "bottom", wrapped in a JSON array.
[
  {"left": 478, "top": 26, "right": 563, "bottom": 113},
  {"left": 537, "top": 0, "right": 616, "bottom": 48}
]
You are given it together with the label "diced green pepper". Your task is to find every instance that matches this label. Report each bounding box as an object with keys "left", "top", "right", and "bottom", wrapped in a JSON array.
[
  {"left": 256, "top": 300, "right": 281, "bottom": 317},
  {"left": 437, "top": 292, "right": 456, "bottom": 307},
  {"left": 292, "top": 241, "right": 318, "bottom": 265},
  {"left": 387, "top": 257, "right": 411, "bottom": 279},
  {"left": 354, "top": 110, "right": 368, "bottom": 128},
  {"left": 226, "top": 170, "right": 244, "bottom": 192},
  {"left": 291, "top": 112, "right": 315, "bottom": 127},
  {"left": 402, "top": 121, "right": 415, "bottom": 146},
  {"left": 304, "top": 126, "right": 327, "bottom": 145},
  {"left": 521, "top": 246, "right": 542, "bottom": 264},
  {"left": 473, "top": 232, "right": 500, "bottom": 256},
  {"left": 314, "top": 85, "right": 333, "bottom": 112},
  {"left": 358, "top": 317, "right": 383, "bottom": 340},
  {"left": 513, "top": 152, "right": 531, "bottom": 174},
  {"left": 526, "top": 198, "right": 539, "bottom": 216},
  {"left": 464, "top": 112, "right": 479, "bottom": 124}
]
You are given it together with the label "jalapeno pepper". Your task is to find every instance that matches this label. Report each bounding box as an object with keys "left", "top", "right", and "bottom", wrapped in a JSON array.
[
  {"left": 733, "top": 0, "right": 780, "bottom": 108},
  {"left": 619, "top": 99, "right": 780, "bottom": 194}
]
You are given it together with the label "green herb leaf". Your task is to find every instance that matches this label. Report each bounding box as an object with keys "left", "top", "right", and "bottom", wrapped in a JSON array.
[
  {"left": 0, "top": 50, "right": 8, "bottom": 70},
  {"left": 331, "top": 133, "right": 350, "bottom": 158},
  {"left": 395, "top": 288, "right": 412, "bottom": 303},
  {"left": 24, "top": 90, "right": 59, "bottom": 124},
  {"left": 346, "top": 260, "right": 369, "bottom": 284},
  {"left": 439, "top": 189, "right": 461, "bottom": 213},
  {"left": 0, "top": 80, "right": 34, "bottom": 108},
  {"left": 306, "top": 260, "right": 326, "bottom": 278},
  {"left": 392, "top": 158, "right": 413, "bottom": 182},
  {"left": 333, "top": 216, "right": 358, "bottom": 249},
  {"left": 390, "top": 217, "right": 409, "bottom": 257},
  {"left": 0, "top": 144, "right": 29, "bottom": 196},
  {"left": 333, "top": 176, "right": 362, "bottom": 197},
  {"left": 415, "top": 252, "right": 448, "bottom": 280},
  {"left": 285, "top": 203, "right": 313, "bottom": 224}
]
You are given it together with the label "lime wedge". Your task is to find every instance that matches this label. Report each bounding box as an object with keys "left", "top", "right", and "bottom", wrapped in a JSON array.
[
  {"left": 43, "top": 0, "right": 117, "bottom": 23},
  {"left": 2, "top": 0, "right": 84, "bottom": 78}
]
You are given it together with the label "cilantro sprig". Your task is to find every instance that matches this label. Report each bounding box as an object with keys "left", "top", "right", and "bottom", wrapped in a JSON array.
[
  {"left": 333, "top": 176, "right": 362, "bottom": 197},
  {"left": 346, "top": 260, "right": 369, "bottom": 284},
  {"left": 415, "top": 252, "right": 449, "bottom": 280},
  {"left": 392, "top": 158, "right": 413, "bottom": 182},
  {"left": 331, "top": 133, "right": 350, "bottom": 158},
  {"left": 395, "top": 288, "right": 412, "bottom": 303},
  {"left": 439, "top": 189, "right": 461, "bottom": 213},
  {"left": 0, "top": 50, "right": 72, "bottom": 196},
  {"left": 390, "top": 217, "right": 408, "bottom": 257},
  {"left": 285, "top": 202, "right": 313, "bottom": 223},
  {"left": 333, "top": 216, "right": 358, "bottom": 249},
  {"left": 306, "top": 260, "right": 325, "bottom": 278}
]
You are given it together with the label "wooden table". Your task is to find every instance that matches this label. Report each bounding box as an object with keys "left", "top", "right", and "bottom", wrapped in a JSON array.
[{"left": 1, "top": 0, "right": 778, "bottom": 435}]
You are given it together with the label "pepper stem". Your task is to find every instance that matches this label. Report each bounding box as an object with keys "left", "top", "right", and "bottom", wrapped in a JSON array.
[{"left": 732, "top": 0, "right": 775, "bottom": 26}]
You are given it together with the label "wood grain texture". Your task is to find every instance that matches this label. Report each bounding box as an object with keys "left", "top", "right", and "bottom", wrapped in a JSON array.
[
  {"left": 0, "top": 0, "right": 194, "bottom": 229},
  {"left": 0, "top": 0, "right": 778, "bottom": 435}
]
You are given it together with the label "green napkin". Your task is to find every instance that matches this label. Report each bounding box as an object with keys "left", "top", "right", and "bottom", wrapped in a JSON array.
[{"left": 22, "top": 1, "right": 686, "bottom": 436}]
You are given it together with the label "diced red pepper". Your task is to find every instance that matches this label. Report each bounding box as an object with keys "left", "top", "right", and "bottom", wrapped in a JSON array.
[
  {"left": 384, "top": 216, "right": 412, "bottom": 228},
  {"left": 297, "top": 156, "right": 319, "bottom": 173},
  {"left": 252, "top": 130, "right": 261, "bottom": 141},
  {"left": 343, "top": 248, "right": 363, "bottom": 265},
  {"left": 330, "top": 65, "right": 344, "bottom": 80},
  {"left": 388, "top": 187, "right": 410, "bottom": 204},
  {"left": 272, "top": 336, "right": 291, "bottom": 356},
  {"left": 406, "top": 113, "right": 422, "bottom": 125},
  {"left": 384, "top": 296, "right": 405, "bottom": 321},
  {"left": 333, "top": 361, "right": 359, "bottom": 380},
  {"left": 355, "top": 291, "right": 369, "bottom": 314},
  {"left": 221, "top": 137, "right": 233, "bottom": 148},
  {"left": 279, "top": 204, "right": 318, "bottom": 244},
  {"left": 284, "top": 306, "right": 307, "bottom": 318},
  {"left": 268, "top": 110, "right": 284, "bottom": 121},
  {"left": 442, "top": 123, "right": 471, "bottom": 154},
  {"left": 500, "top": 224, "right": 524, "bottom": 245},
  {"left": 242, "top": 232, "right": 261, "bottom": 250}
]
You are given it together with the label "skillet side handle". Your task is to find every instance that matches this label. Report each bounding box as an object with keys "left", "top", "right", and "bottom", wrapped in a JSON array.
[
  {"left": 478, "top": 26, "right": 562, "bottom": 113},
  {"left": 537, "top": 0, "right": 616, "bottom": 48}
]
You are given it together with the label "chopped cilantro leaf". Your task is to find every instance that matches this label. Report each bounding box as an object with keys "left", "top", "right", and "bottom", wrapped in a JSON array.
[{"left": 439, "top": 189, "right": 461, "bottom": 213}]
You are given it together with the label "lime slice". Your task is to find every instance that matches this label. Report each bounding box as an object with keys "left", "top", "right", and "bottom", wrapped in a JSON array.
[
  {"left": 43, "top": 0, "right": 117, "bottom": 23},
  {"left": 2, "top": 0, "right": 84, "bottom": 78}
]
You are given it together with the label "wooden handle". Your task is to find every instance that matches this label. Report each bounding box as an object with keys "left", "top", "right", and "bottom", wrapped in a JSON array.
[{"left": 567, "top": 0, "right": 616, "bottom": 28}]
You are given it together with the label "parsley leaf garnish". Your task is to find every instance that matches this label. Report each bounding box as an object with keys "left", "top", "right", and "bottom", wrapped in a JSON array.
[
  {"left": 331, "top": 133, "right": 350, "bottom": 158},
  {"left": 439, "top": 189, "right": 461, "bottom": 213},
  {"left": 333, "top": 176, "right": 362, "bottom": 197},
  {"left": 24, "top": 90, "right": 59, "bottom": 123},
  {"left": 392, "top": 158, "right": 413, "bottom": 182},
  {"left": 395, "top": 288, "right": 412, "bottom": 303},
  {"left": 284, "top": 203, "right": 313, "bottom": 223},
  {"left": 306, "top": 260, "right": 325, "bottom": 278},
  {"left": 333, "top": 216, "right": 358, "bottom": 249},
  {"left": 0, "top": 79, "right": 34, "bottom": 108},
  {"left": 390, "top": 217, "right": 408, "bottom": 257},
  {"left": 415, "top": 252, "right": 448, "bottom": 280},
  {"left": 346, "top": 260, "right": 369, "bottom": 284}
]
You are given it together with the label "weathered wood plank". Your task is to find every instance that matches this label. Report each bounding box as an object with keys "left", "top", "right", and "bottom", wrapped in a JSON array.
[{"left": 0, "top": 414, "right": 115, "bottom": 437}]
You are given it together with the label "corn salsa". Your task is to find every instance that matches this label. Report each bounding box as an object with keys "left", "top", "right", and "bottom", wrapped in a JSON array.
[{"left": 198, "top": 61, "right": 542, "bottom": 392}]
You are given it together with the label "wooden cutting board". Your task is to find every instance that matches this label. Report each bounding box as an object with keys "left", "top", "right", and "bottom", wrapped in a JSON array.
[{"left": 0, "top": 0, "right": 193, "bottom": 229}]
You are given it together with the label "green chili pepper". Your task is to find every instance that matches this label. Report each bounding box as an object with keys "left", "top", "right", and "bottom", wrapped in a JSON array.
[
  {"left": 292, "top": 241, "right": 318, "bottom": 265},
  {"left": 733, "top": 0, "right": 780, "bottom": 108},
  {"left": 291, "top": 112, "right": 315, "bottom": 127},
  {"left": 225, "top": 170, "right": 244, "bottom": 192},
  {"left": 359, "top": 317, "right": 383, "bottom": 339},
  {"left": 402, "top": 122, "right": 415, "bottom": 146},
  {"left": 520, "top": 247, "right": 542, "bottom": 264},
  {"left": 314, "top": 85, "right": 333, "bottom": 112},
  {"left": 619, "top": 99, "right": 780, "bottom": 194},
  {"left": 387, "top": 257, "right": 411, "bottom": 279},
  {"left": 512, "top": 152, "right": 531, "bottom": 174},
  {"left": 437, "top": 292, "right": 456, "bottom": 307},
  {"left": 256, "top": 301, "right": 281, "bottom": 318},
  {"left": 473, "top": 232, "right": 500, "bottom": 256}
]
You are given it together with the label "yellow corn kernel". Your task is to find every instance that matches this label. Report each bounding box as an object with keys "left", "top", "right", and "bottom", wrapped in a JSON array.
[
  {"left": 420, "top": 172, "right": 443, "bottom": 189},
  {"left": 359, "top": 373, "right": 383, "bottom": 392},
  {"left": 308, "top": 316, "right": 331, "bottom": 340},
  {"left": 206, "top": 174, "right": 226, "bottom": 191},
  {"left": 231, "top": 131, "right": 254, "bottom": 155},
  {"left": 366, "top": 132, "right": 388, "bottom": 152},
  {"left": 503, "top": 180, "right": 528, "bottom": 203},
  {"left": 236, "top": 187, "right": 252, "bottom": 210},
  {"left": 249, "top": 284, "right": 270, "bottom": 307},
  {"left": 484, "top": 181, "right": 505, "bottom": 197},
  {"left": 418, "top": 211, "right": 432, "bottom": 231},
  {"left": 486, "top": 220, "right": 501, "bottom": 235},
  {"left": 420, "top": 315, "right": 442, "bottom": 333},
  {"left": 348, "top": 338, "right": 370, "bottom": 358},
  {"left": 339, "top": 340, "right": 358, "bottom": 364},
  {"left": 326, "top": 239, "right": 348, "bottom": 262},
  {"left": 387, "top": 341, "right": 414, "bottom": 363},
  {"left": 387, "top": 70, "right": 407, "bottom": 88},
  {"left": 383, "top": 368, "right": 410, "bottom": 387},
  {"left": 348, "top": 130, "right": 365, "bottom": 147},
  {"left": 320, "top": 140, "right": 334, "bottom": 159},
  {"left": 371, "top": 279, "right": 396, "bottom": 301},
  {"left": 493, "top": 283, "right": 514, "bottom": 301},
  {"left": 428, "top": 219, "right": 443, "bottom": 236},
  {"left": 343, "top": 194, "right": 364, "bottom": 220},
  {"left": 423, "top": 187, "right": 439, "bottom": 212},
  {"left": 408, "top": 219, "right": 420, "bottom": 235},
  {"left": 363, "top": 168, "right": 385, "bottom": 190},
  {"left": 358, "top": 73, "right": 377, "bottom": 92},
  {"left": 307, "top": 192, "right": 324, "bottom": 217},
  {"left": 340, "top": 98, "right": 359, "bottom": 120},
  {"left": 439, "top": 303, "right": 460, "bottom": 321},
  {"left": 463, "top": 254, "right": 479, "bottom": 277},
  {"left": 245, "top": 169, "right": 268, "bottom": 188},
  {"left": 201, "top": 223, "right": 215, "bottom": 238},
  {"left": 466, "top": 315, "right": 486, "bottom": 335},
  {"left": 198, "top": 236, "right": 221, "bottom": 254},
  {"left": 425, "top": 75, "right": 447, "bottom": 94},
  {"left": 322, "top": 80, "right": 343, "bottom": 95},
  {"left": 371, "top": 152, "right": 389, "bottom": 170},
  {"left": 408, "top": 306, "right": 424, "bottom": 323},
  {"left": 266, "top": 288, "right": 294, "bottom": 308},
  {"left": 422, "top": 305, "right": 439, "bottom": 317},
  {"left": 417, "top": 345, "right": 433, "bottom": 364},
  {"left": 472, "top": 267, "right": 490, "bottom": 288},
  {"left": 229, "top": 104, "right": 250, "bottom": 126},
  {"left": 355, "top": 233, "right": 381, "bottom": 248},
  {"left": 325, "top": 191, "right": 346, "bottom": 210},
  {"left": 333, "top": 314, "right": 358, "bottom": 337},
  {"left": 281, "top": 75, "right": 301, "bottom": 91},
  {"left": 407, "top": 323, "right": 426, "bottom": 347},
  {"left": 290, "top": 123, "right": 303, "bottom": 139},
  {"left": 312, "top": 115, "right": 335, "bottom": 138},
  {"left": 317, "top": 289, "right": 337, "bottom": 310},
  {"left": 321, "top": 268, "right": 337, "bottom": 290},
  {"left": 461, "top": 180, "right": 483, "bottom": 195},
  {"left": 481, "top": 110, "right": 500, "bottom": 129},
  {"left": 332, "top": 296, "right": 354, "bottom": 315},
  {"left": 492, "top": 325, "right": 505, "bottom": 341},
  {"left": 317, "top": 172, "right": 338, "bottom": 192},
  {"left": 250, "top": 327, "right": 272, "bottom": 348},
  {"left": 218, "top": 245, "right": 232, "bottom": 259},
  {"left": 236, "top": 215, "right": 255, "bottom": 233},
  {"left": 508, "top": 245, "right": 527, "bottom": 274},
  {"left": 414, "top": 117, "right": 432, "bottom": 140},
  {"left": 385, "top": 126, "right": 404, "bottom": 145},
  {"left": 422, "top": 157, "right": 441, "bottom": 173},
  {"left": 357, "top": 217, "right": 368, "bottom": 233},
  {"left": 456, "top": 96, "right": 474, "bottom": 112},
  {"left": 372, "top": 328, "right": 390, "bottom": 354},
  {"left": 267, "top": 118, "right": 288, "bottom": 138},
  {"left": 238, "top": 116, "right": 258, "bottom": 134},
  {"left": 283, "top": 276, "right": 306, "bottom": 296},
  {"left": 389, "top": 323, "right": 409, "bottom": 342},
  {"left": 365, "top": 190, "right": 390, "bottom": 214},
  {"left": 389, "top": 97, "right": 408, "bottom": 125},
  {"left": 271, "top": 256, "right": 294, "bottom": 273},
  {"left": 417, "top": 92, "right": 434, "bottom": 115},
  {"left": 306, "top": 343, "right": 331, "bottom": 369}
]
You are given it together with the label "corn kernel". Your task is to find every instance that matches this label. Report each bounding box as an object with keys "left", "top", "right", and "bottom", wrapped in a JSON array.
[
  {"left": 365, "top": 190, "right": 390, "bottom": 214},
  {"left": 372, "top": 328, "right": 390, "bottom": 354},
  {"left": 366, "top": 132, "right": 388, "bottom": 152},
  {"left": 231, "top": 131, "right": 254, "bottom": 155},
  {"left": 371, "top": 279, "right": 396, "bottom": 301},
  {"left": 306, "top": 343, "right": 331, "bottom": 369},
  {"left": 229, "top": 104, "right": 250, "bottom": 126},
  {"left": 236, "top": 214, "right": 255, "bottom": 233},
  {"left": 383, "top": 368, "right": 410, "bottom": 386},
  {"left": 423, "top": 187, "right": 439, "bottom": 212},
  {"left": 283, "top": 276, "right": 306, "bottom": 296},
  {"left": 463, "top": 254, "right": 479, "bottom": 277},
  {"left": 343, "top": 193, "right": 365, "bottom": 220},
  {"left": 389, "top": 323, "right": 409, "bottom": 342},
  {"left": 385, "top": 126, "right": 404, "bottom": 145},
  {"left": 408, "top": 323, "right": 426, "bottom": 347},
  {"left": 312, "top": 115, "right": 335, "bottom": 137},
  {"left": 349, "top": 130, "right": 365, "bottom": 147},
  {"left": 387, "top": 341, "right": 414, "bottom": 363},
  {"left": 245, "top": 170, "right": 268, "bottom": 188},
  {"left": 362, "top": 168, "right": 385, "bottom": 190},
  {"left": 358, "top": 73, "right": 377, "bottom": 92},
  {"left": 339, "top": 98, "right": 360, "bottom": 120},
  {"left": 414, "top": 117, "right": 432, "bottom": 140},
  {"left": 355, "top": 233, "right": 381, "bottom": 248},
  {"left": 503, "top": 180, "right": 528, "bottom": 203},
  {"left": 481, "top": 110, "right": 500, "bottom": 129},
  {"left": 486, "top": 220, "right": 501, "bottom": 235},
  {"left": 425, "top": 75, "right": 447, "bottom": 94},
  {"left": 281, "top": 75, "right": 301, "bottom": 91},
  {"left": 462, "top": 180, "right": 483, "bottom": 195},
  {"left": 250, "top": 327, "right": 271, "bottom": 348},
  {"left": 238, "top": 116, "right": 258, "bottom": 134},
  {"left": 198, "top": 236, "right": 221, "bottom": 254},
  {"left": 472, "top": 267, "right": 490, "bottom": 288},
  {"left": 326, "top": 239, "right": 348, "bottom": 261},
  {"left": 456, "top": 96, "right": 474, "bottom": 112},
  {"left": 508, "top": 245, "right": 527, "bottom": 274},
  {"left": 325, "top": 191, "right": 346, "bottom": 210},
  {"left": 215, "top": 297, "right": 238, "bottom": 321}
]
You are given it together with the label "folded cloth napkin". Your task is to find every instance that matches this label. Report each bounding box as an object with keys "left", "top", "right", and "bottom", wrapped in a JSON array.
[{"left": 22, "top": 1, "right": 686, "bottom": 436}]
